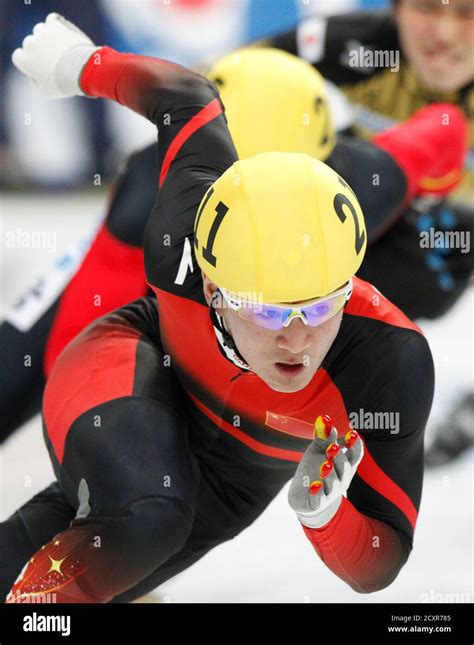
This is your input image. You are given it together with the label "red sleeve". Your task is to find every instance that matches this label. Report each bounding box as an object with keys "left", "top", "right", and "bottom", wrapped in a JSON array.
[
  {"left": 80, "top": 47, "right": 222, "bottom": 157},
  {"left": 80, "top": 47, "right": 177, "bottom": 116},
  {"left": 301, "top": 497, "right": 405, "bottom": 593},
  {"left": 373, "top": 104, "right": 467, "bottom": 201}
]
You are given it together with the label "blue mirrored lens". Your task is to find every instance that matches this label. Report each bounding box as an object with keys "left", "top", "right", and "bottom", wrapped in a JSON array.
[
  {"left": 253, "top": 307, "right": 291, "bottom": 329},
  {"left": 303, "top": 298, "right": 342, "bottom": 325}
]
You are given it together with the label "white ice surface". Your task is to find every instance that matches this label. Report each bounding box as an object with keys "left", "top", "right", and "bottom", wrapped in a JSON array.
[{"left": 0, "top": 192, "right": 472, "bottom": 603}]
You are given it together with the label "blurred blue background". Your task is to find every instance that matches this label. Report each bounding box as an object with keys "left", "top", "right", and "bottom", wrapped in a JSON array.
[{"left": 0, "top": 0, "right": 389, "bottom": 189}]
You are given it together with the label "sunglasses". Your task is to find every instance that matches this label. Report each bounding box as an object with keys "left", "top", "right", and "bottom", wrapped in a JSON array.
[{"left": 216, "top": 280, "right": 352, "bottom": 331}]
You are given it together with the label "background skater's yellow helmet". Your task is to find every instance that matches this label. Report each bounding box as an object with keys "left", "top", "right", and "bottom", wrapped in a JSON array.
[
  {"left": 195, "top": 153, "right": 367, "bottom": 303},
  {"left": 208, "top": 48, "right": 335, "bottom": 161}
]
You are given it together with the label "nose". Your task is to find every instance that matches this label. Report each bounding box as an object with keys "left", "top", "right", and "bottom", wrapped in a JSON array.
[
  {"left": 432, "top": 12, "right": 461, "bottom": 45},
  {"left": 275, "top": 317, "right": 312, "bottom": 354}
]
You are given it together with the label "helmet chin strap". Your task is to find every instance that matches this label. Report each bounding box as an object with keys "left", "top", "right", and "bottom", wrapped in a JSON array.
[{"left": 209, "top": 300, "right": 251, "bottom": 372}]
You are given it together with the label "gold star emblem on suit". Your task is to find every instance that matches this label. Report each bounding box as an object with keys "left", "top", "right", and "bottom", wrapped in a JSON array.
[{"left": 47, "top": 556, "right": 66, "bottom": 575}]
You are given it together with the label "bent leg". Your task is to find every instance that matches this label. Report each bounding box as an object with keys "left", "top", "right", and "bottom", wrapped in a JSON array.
[
  {"left": 114, "top": 457, "right": 287, "bottom": 603},
  {"left": 0, "top": 145, "right": 156, "bottom": 443},
  {"left": 5, "top": 298, "right": 199, "bottom": 603}
]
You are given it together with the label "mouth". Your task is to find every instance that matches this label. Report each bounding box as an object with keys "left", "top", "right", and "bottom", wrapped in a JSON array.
[
  {"left": 275, "top": 362, "right": 305, "bottom": 377},
  {"left": 422, "top": 48, "right": 460, "bottom": 64}
]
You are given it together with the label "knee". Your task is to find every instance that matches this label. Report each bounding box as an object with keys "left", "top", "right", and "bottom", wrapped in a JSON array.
[
  {"left": 74, "top": 494, "right": 195, "bottom": 586},
  {"left": 120, "top": 495, "right": 194, "bottom": 560}
]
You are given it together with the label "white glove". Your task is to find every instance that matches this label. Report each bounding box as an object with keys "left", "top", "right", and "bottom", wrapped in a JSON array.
[
  {"left": 288, "top": 415, "right": 364, "bottom": 529},
  {"left": 11, "top": 13, "right": 101, "bottom": 99}
]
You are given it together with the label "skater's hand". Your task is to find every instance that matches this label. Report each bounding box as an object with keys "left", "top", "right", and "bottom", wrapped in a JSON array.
[
  {"left": 12, "top": 13, "right": 100, "bottom": 98},
  {"left": 288, "top": 415, "right": 364, "bottom": 528}
]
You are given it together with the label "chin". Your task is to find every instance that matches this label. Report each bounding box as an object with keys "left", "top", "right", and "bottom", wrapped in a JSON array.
[
  {"left": 418, "top": 65, "right": 466, "bottom": 93},
  {"left": 262, "top": 373, "right": 314, "bottom": 394},
  {"left": 424, "top": 76, "right": 460, "bottom": 93}
]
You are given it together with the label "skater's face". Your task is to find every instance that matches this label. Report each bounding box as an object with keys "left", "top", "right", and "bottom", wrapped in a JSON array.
[
  {"left": 395, "top": 0, "right": 474, "bottom": 92},
  {"left": 203, "top": 276, "right": 343, "bottom": 393}
]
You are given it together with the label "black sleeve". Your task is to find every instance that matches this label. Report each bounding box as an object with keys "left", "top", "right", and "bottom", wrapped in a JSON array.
[
  {"left": 329, "top": 317, "right": 435, "bottom": 556},
  {"left": 80, "top": 48, "right": 238, "bottom": 301},
  {"left": 143, "top": 76, "right": 238, "bottom": 301},
  {"left": 269, "top": 11, "right": 400, "bottom": 87}
]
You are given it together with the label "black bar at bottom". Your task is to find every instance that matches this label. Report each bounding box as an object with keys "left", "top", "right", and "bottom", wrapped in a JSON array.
[{"left": 0, "top": 602, "right": 471, "bottom": 642}]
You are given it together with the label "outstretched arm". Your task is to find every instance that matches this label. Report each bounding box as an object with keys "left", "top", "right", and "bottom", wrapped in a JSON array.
[{"left": 12, "top": 12, "right": 238, "bottom": 295}]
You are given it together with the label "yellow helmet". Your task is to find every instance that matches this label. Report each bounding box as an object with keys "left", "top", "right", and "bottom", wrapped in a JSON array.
[
  {"left": 208, "top": 48, "right": 336, "bottom": 161},
  {"left": 194, "top": 152, "right": 367, "bottom": 303}
]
